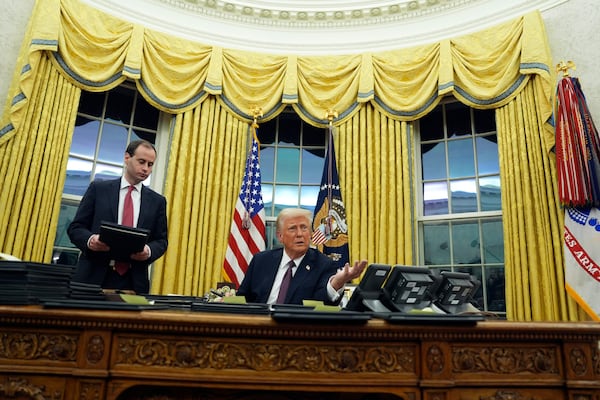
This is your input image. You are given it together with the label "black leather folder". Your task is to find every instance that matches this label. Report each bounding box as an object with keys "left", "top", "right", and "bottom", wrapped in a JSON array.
[{"left": 99, "top": 221, "right": 149, "bottom": 260}]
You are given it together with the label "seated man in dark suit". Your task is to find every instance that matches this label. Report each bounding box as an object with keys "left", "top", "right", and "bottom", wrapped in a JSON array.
[
  {"left": 67, "top": 140, "right": 168, "bottom": 294},
  {"left": 237, "top": 208, "right": 367, "bottom": 305}
]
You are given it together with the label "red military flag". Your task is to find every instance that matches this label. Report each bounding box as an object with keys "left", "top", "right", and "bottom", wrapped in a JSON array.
[{"left": 555, "top": 64, "right": 600, "bottom": 321}]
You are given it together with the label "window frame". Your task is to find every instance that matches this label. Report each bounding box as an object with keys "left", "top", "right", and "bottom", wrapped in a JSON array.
[{"left": 415, "top": 98, "right": 505, "bottom": 314}]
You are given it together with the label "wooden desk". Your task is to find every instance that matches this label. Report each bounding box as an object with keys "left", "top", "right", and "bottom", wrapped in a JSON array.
[{"left": 0, "top": 305, "right": 598, "bottom": 400}]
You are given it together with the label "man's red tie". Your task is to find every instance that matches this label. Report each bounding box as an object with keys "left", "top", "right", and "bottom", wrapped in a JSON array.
[
  {"left": 276, "top": 260, "right": 295, "bottom": 303},
  {"left": 115, "top": 185, "right": 135, "bottom": 275}
]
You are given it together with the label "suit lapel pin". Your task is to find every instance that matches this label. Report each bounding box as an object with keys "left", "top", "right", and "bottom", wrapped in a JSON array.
[{"left": 306, "top": 265, "right": 311, "bottom": 271}]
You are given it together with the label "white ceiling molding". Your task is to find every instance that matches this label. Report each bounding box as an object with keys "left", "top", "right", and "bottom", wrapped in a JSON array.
[{"left": 82, "top": 0, "right": 568, "bottom": 55}]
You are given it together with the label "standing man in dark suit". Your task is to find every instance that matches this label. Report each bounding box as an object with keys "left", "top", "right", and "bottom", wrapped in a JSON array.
[
  {"left": 237, "top": 208, "right": 367, "bottom": 305},
  {"left": 68, "top": 140, "right": 168, "bottom": 294}
]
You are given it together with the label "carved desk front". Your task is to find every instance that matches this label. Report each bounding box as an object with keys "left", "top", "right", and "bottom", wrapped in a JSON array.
[{"left": 0, "top": 305, "right": 598, "bottom": 400}]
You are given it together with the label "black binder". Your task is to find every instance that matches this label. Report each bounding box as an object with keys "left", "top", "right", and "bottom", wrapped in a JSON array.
[{"left": 99, "top": 221, "right": 149, "bottom": 261}]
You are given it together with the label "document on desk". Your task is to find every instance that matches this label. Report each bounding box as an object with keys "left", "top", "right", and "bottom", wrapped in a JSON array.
[{"left": 99, "top": 221, "right": 149, "bottom": 261}]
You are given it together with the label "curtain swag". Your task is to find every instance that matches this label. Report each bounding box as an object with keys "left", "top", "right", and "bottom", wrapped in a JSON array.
[{"left": 0, "top": 0, "right": 554, "bottom": 145}]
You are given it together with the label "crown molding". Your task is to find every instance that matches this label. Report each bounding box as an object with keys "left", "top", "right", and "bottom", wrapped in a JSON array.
[{"left": 82, "top": 0, "right": 568, "bottom": 55}]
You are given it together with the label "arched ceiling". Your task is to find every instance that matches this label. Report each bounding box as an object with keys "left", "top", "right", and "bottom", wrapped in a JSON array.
[{"left": 83, "top": 0, "right": 567, "bottom": 54}]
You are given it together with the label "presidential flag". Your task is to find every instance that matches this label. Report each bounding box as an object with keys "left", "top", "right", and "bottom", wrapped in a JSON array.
[
  {"left": 555, "top": 68, "right": 600, "bottom": 320},
  {"left": 223, "top": 127, "right": 266, "bottom": 287},
  {"left": 312, "top": 125, "right": 349, "bottom": 270}
]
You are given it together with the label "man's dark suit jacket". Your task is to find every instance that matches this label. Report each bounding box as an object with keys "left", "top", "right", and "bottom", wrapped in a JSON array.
[
  {"left": 67, "top": 178, "right": 168, "bottom": 294},
  {"left": 237, "top": 248, "right": 339, "bottom": 305}
]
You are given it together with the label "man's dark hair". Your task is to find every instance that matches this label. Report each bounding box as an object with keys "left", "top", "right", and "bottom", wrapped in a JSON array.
[{"left": 126, "top": 139, "right": 156, "bottom": 157}]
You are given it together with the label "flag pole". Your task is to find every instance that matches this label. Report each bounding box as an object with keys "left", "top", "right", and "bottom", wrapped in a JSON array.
[
  {"left": 325, "top": 109, "right": 338, "bottom": 236},
  {"left": 241, "top": 106, "right": 263, "bottom": 229}
]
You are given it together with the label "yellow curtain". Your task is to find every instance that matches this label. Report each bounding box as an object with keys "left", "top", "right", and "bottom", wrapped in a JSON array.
[
  {"left": 0, "top": 55, "right": 80, "bottom": 261},
  {"left": 150, "top": 98, "right": 248, "bottom": 296},
  {"left": 0, "top": 0, "right": 554, "bottom": 140},
  {"left": 496, "top": 77, "right": 585, "bottom": 320},
  {"left": 337, "top": 105, "right": 414, "bottom": 265}
]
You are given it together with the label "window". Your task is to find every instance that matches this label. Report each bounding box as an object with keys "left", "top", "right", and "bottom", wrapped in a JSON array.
[
  {"left": 417, "top": 101, "right": 505, "bottom": 314},
  {"left": 52, "top": 83, "right": 168, "bottom": 265},
  {"left": 256, "top": 110, "right": 326, "bottom": 249}
]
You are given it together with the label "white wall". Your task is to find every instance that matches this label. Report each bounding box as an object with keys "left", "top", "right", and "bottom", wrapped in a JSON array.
[
  {"left": 0, "top": 0, "right": 598, "bottom": 123},
  {"left": 0, "top": 0, "right": 35, "bottom": 112},
  {"left": 544, "top": 0, "right": 600, "bottom": 119}
]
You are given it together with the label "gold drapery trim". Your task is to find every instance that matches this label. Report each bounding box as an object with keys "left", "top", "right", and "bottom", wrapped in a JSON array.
[{"left": 1, "top": 0, "right": 553, "bottom": 143}]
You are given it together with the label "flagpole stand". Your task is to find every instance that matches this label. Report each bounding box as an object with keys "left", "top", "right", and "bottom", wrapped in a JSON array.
[{"left": 556, "top": 60, "right": 576, "bottom": 77}]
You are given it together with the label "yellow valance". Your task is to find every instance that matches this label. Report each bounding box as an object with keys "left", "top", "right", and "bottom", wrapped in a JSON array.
[{"left": 1, "top": 0, "right": 553, "bottom": 144}]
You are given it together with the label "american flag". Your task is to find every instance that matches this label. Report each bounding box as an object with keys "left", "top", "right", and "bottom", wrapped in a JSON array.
[
  {"left": 223, "top": 131, "right": 266, "bottom": 287},
  {"left": 312, "top": 223, "right": 329, "bottom": 245}
]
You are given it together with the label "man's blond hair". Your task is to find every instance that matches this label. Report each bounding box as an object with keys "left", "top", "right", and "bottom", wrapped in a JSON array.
[{"left": 276, "top": 208, "right": 313, "bottom": 231}]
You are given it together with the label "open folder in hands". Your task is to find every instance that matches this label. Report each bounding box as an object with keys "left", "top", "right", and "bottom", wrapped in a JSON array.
[{"left": 99, "top": 221, "right": 149, "bottom": 261}]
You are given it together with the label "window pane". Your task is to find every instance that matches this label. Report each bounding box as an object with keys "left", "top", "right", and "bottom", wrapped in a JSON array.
[
  {"left": 473, "top": 108, "right": 496, "bottom": 133},
  {"left": 266, "top": 221, "right": 281, "bottom": 249},
  {"left": 418, "top": 101, "right": 502, "bottom": 314},
  {"left": 133, "top": 96, "right": 160, "bottom": 130},
  {"left": 450, "top": 179, "right": 477, "bottom": 213},
  {"left": 261, "top": 184, "right": 274, "bottom": 217},
  {"left": 421, "top": 142, "right": 446, "bottom": 180},
  {"left": 54, "top": 203, "right": 79, "bottom": 248},
  {"left": 485, "top": 266, "right": 506, "bottom": 312},
  {"left": 423, "top": 181, "right": 448, "bottom": 216},
  {"left": 451, "top": 221, "right": 480, "bottom": 264},
  {"left": 105, "top": 86, "right": 134, "bottom": 124},
  {"left": 98, "top": 123, "right": 128, "bottom": 164},
  {"left": 52, "top": 248, "right": 80, "bottom": 266},
  {"left": 300, "top": 185, "right": 319, "bottom": 212},
  {"left": 278, "top": 114, "right": 301, "bottom": 145},
  {"left": 476, "top": 136, "right": 499, "bottom": 174},
  {"left": 94, "top": 163, "right": 122, "bottom": 181},
  {"left": 456, "top": 265, "right": 483, "bottom": 308},
  {"left": 419, "top": 107, "right": 444, "bottom": 141},
  {"left": 260, "top": 147, "right": 275, "bottom": 182},
  {"left": 71, "top": 119, "right": 99, "bottom": 159},
  {"left": 64, "top": 158, "right": 93, "bottom": 195},
  {"left": 78, "top": 90, "right": 104, "bottom": 117},
  {"left": 259, "top": 119, "right": 276, "bottom": 145},
  {"left": 482, "top": 219, "right": 504, "bottom": 263},
  {"left": 445, "top": 102, "right": 470, "bottom": 137},
  {"left": 302, "top": 123, "right": 325, "bottom": 147},
  {"left": 274, "top": 184, "right": 299, "bottom": 212},
  {"left": 448, "top": 138, "right": 474, "bottom": 178},
  {"left": 276, "top": 148, "right": 300, "bottom": 183},
  {"left": 301, "top": 148, "right": 324, "bottom": 184},
  {"left": 480, "top": 176, "right": 501, "bottom": 211},
  {"left": 423, "top": 223, "right": 450, "bottom": 265}
]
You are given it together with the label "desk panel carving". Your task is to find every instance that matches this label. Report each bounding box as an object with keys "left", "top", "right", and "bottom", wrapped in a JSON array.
[
  {"left": 115, "top": 336, "right": 416, "bottom": 374},
  {"left": 0, "top": 331, "right": 78, "bottom": 362},
  {"left": 451, "top": 345, "right": 559, "bottom": 374}
]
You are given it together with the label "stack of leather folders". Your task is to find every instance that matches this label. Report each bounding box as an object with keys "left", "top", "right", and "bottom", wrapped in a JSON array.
[{"left": 0, "top": 261, "right": 75, "bottom": 304}]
